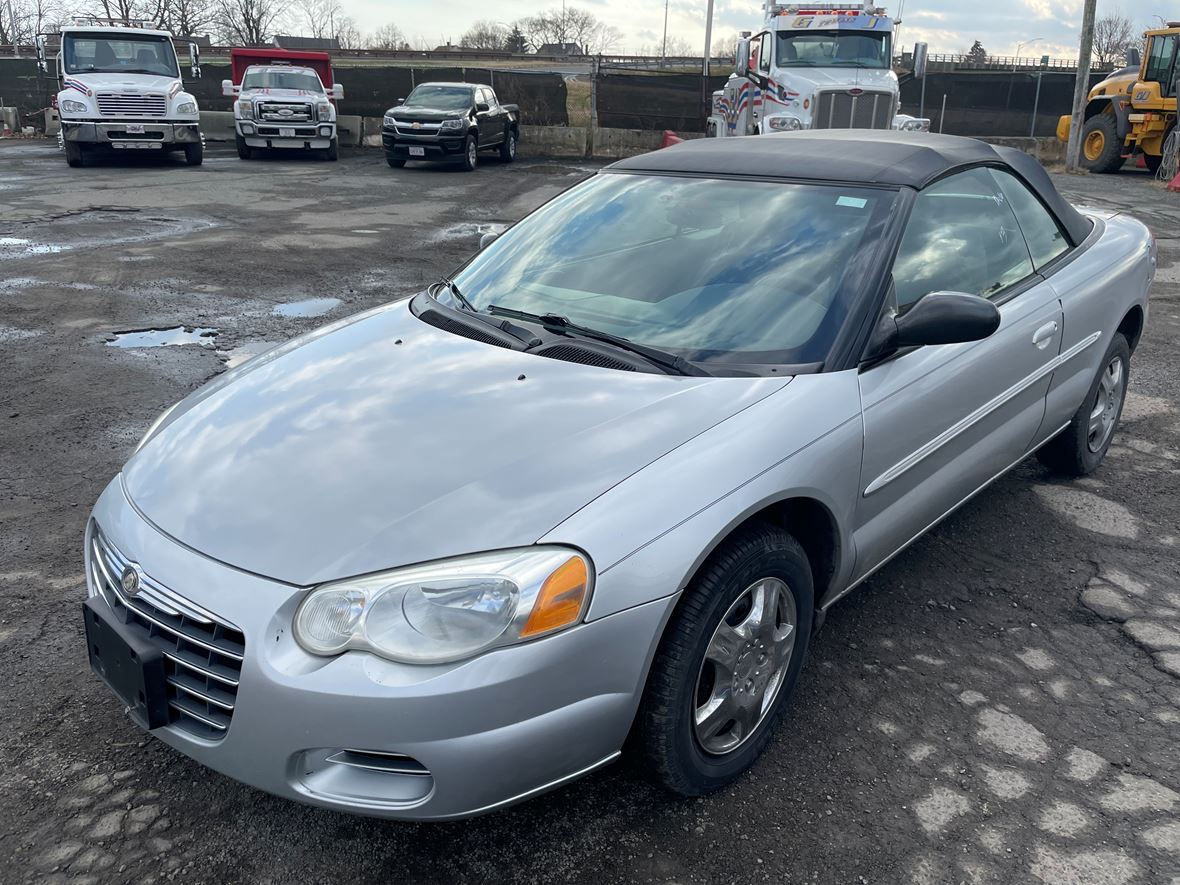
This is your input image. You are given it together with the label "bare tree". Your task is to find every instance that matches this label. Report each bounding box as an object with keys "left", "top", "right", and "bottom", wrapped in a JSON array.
[
  {"left": 78, "top": 0, "right": 166, "bottom": 25},
  {"left": 213, "top": 0, "right": 283, "bottom": 45},
  {"left": 518, "top": 7, "right": 619, "bottom": 54},
  {"left": 1093, "top": 10, "right": 1136, "bottom": 67},
  {"left": 711, "top": 32, "right": 739, "bottom": 60},
  {"left": 460, "top": 19, "right": 506, "bottom": 50},
  {"left": 160, "top": 0, "right": 215, "bottom": 37},
  {"left": 2, "top": 0, "right": 65, "bottom": 44},
  {"left": 369, "top": 21, "right": 405, "bottom": 49}
]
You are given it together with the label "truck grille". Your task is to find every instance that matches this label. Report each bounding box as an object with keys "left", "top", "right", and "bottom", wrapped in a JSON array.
[
  {"left": 88, "top": 524, "right": 245, "bottom": 741},
  {"left": 96, "top": 92, "right": 168, "bottom": 118},
  {"left": 812, "top": 90, "right": 894, "bottom": 130},
  {"left": 258, "top": 102, "right": 314, "bottom": 122}
]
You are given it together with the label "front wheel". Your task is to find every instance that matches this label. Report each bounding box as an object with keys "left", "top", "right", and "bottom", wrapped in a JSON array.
[
  {"left": 1036, "top": 333, "right": 1130, "bottom": 476},
  {"left": 65, "top": 140, "right": 85, "bottom": 168},
  {"left": 461, "top": 133, "right": 478, "bottom": 172},
  {"left": 386, "top": 156, "right": 406, "bottom": 168},
  {"left": 1081, "top": 114, "right": 1124, "bottom": 173},
  {"left": 235, "top": 134, "right": 252, "bottom": 160},
  {"left": 499, "top": 128, "right": 517, "bottom": 162},
  {"left": 183, "top": 142, "right": 203, "bottom": 166},
  {"left": 325, "top": 137, "right": 338, "bottom": 161},
  {"left": 636, "top": 522, "right": 814, "bottom": 796}
]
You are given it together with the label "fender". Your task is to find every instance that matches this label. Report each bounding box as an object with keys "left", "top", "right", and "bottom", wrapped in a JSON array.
[{"left": 1085, "top": 95, "right": 1131, "bottom": 139}]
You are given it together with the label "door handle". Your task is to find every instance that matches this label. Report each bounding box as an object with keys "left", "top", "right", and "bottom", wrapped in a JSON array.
[{"left": 1032, "top": 321, "right": 1059, "bottom": 349}]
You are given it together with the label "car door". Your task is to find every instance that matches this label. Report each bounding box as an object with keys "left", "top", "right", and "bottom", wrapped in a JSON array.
[
  {"left": 851, "top": 167, "right": 1064, "bottom": 582},
  {"left": 475, "top": 87, "right": 500, "bottom": 147}
]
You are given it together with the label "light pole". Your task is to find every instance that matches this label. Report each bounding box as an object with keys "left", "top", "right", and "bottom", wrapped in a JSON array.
[
  {"left": 703, "top": 0, "right": 714, "bottom": 77},
  {"left": 661, "top": 0, "right": 669, "bottom": 66},
  {"left": 1006, "top": 37, "right": 1042, "bottom": 112}
]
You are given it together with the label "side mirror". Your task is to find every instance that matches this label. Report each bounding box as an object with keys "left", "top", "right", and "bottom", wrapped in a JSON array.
[
  {"left": 189, "top": 43, "right": 201, "bottom": 79},
  {"left": 221, "top": 79, "right": 236, "bottom": 97},
  {"left": 476, "top": 101, "right": 490, "bottom": 112},
  {"left": 736, "top": 39, "right": 751, "bottom": 77},
  {"left": 479, "top": 231, "right": 500, "bottom": 250},
  {"left": 867, "top": 291, "right": 1000, "bottom": 360},
  {"left": 912, "top": 42, "right": 928, "bottom": 81},
  {"left": 1125, "top": 46, "right": 1141, "bottom": 69},
  {"left": 396, "top": 97, "right": 404, "bottom": 105},
  {"left": 332, "top": 83, "right": 344, "bottom": 100}
]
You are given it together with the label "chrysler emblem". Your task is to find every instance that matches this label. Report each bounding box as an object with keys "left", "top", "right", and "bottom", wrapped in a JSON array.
[{"left": 120, "top": 566, "right": 141, "bottom": 597}]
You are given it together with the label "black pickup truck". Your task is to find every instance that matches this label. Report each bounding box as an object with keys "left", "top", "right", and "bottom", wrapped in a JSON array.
[{"left": 382, "top": 82, "right": 520, "bottom": 171}]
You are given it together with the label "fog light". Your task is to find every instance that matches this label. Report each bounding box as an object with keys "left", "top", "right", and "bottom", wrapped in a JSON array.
[
  {"left": 240, "top": 123, "right": 254, "bottom": 135},
  {"left": 320, "top": 125, "right": 332, "bottom": 137}
]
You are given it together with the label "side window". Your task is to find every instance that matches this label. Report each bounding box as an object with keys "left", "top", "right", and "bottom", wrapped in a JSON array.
[
  {"left": 990, "top": 169, "right": 1069, "bottom": 270},
  {"left": 1145, "top": 35, "right": 1177, "bottom": 97},
  {"left": 892, "top": 168, "right": 1034, "bottom": 313},
  {"left": 758, "top": 32, "right": 772, "bottom": 74}
]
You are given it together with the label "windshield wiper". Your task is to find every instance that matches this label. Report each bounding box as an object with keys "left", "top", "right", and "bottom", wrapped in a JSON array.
[
  {"left": 432, "top": 281, "right": 540, "bottom": 347},
  {"left": 485, "top": 305, "right": 710, "bottom": 377}
]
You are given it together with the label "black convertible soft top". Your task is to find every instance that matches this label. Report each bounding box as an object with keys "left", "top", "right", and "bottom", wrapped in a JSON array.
[{"left": 609, "top": 131, "right": 1091, "bottom": 246}]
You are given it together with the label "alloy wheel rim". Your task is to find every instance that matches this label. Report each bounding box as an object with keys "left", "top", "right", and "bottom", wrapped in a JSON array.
[
  {"left": 468, "top": 141, "right": 477, "bottom": 166},
  {"left": 1087, "top": 355, "right": 1125, "bottom": 453},
  {"left": 509, "top": 135, "right": 516, "bottom": 158},
  {"left": 693, "top": 578, "right": 797, "bottom": 756}
]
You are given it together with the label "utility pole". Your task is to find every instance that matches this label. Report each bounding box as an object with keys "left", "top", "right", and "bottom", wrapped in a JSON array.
[
  {"left": 661, "top": 0, "right": 669, "bottom": 66},
  {"left": 703, "top": 0, "right": 714, "bottom": 77},
  {"left": 1066, "top": 0, "right": 1098, "bottom": 170}
]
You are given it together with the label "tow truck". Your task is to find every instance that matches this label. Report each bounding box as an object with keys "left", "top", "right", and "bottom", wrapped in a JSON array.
[
  {"left": 222, "top": 48, "right": 344, "bottom": 161},
  {"left": 706, "top": 1, "right": 927, "bottom": 138},
  {"left": 36, "top": 17, "right": 204, "bottom": 168},
  {"left": 1058, "top": 22, "right": 1178, "bottom": 174}
]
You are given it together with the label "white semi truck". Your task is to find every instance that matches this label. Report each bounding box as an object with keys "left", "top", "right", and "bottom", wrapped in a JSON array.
[
  {"left": 707, "top": 2, "right": 928, "bottom": 138},
  {"left": 36, "top": 18, "right": 204, "bottom": 168}
]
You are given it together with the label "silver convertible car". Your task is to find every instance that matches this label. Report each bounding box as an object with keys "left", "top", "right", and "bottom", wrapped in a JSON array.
[{"left": 82, "top": 132, "right": 1153, "bottom": 819}]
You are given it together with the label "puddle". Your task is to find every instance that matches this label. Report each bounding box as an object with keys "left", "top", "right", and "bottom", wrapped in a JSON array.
[
  {"left": 0, "top": 236, "right": 64, "bottom": 257},
  {"left": 433, "top": 221, "right": 509, "bottom": 243},
  {"left": 217, "top": 340, "right": 280, "bottom": 368},
  {"left": 351, "top": 229, "right": 381, "bottom": 234},
  {"left": 106, "top": 326, "right": 218, "bottom": 349},
  {"left": 272, "top": 297, "right": 341, "bottom": 318}
]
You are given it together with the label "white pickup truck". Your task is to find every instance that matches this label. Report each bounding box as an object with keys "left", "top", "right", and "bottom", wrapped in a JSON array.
[{"left": 37, "top": 18, "right": 204, "bottom": 168}]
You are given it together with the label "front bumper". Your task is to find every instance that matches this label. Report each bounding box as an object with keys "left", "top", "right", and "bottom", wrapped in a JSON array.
[
  {"left": 86, "top": 478, "right": 674, "bottom": 820},
  {"left": 237, "top": 119, "right": 335, "bottom": 149},
  {"left": 61, "top": 120, "right": 201, "bottom": 148},
  {"left": 382, "top": 127, "right": 467, "bottom": 160}
]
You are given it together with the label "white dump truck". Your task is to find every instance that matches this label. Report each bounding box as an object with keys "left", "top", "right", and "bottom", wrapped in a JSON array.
[
  {"left": 37, "top": 18, "right": 204, "bottom": 167},
  {"left": 707, "top": 2, "right": 928, "bottom": 137}
]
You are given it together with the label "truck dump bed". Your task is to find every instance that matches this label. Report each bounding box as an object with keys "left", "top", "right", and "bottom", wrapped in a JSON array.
[{"left": 228, "top": 48, "right": 334, "bottom": 90}]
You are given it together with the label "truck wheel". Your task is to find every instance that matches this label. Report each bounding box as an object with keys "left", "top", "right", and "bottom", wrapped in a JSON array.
[
  {"left": 1144, "top": 125, "right": 1175, "bottom": 176},
  {"left": 325, "top": 138, "right": 338, "bottom": 161},
  {"left": 461, "top": 134, "right": 478, "bottom": 172},
  {"left": 183, "top": 142, "right": 204, "bottom": 167},
  {"left": 1081, "top": 114, "right": 1124, "bottom": 173},
  {"left": 236, "top": 135, "right": 252, "bottom": 160},
  {"left": 499, "top": 128, "right": 517, "bottom": 162},
  {"left": 64, "top": 140, "right": 85, "bottom": 168},
  {"left": 386, "top": 156, "right": 406, "bottom": 168}
]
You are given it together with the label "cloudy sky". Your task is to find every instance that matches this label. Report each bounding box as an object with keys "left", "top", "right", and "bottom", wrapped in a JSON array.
[{"left": 348, "top": 0, "right": 1167, "bottom": 57}]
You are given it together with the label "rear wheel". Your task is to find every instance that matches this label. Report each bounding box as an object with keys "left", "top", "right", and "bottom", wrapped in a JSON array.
[
  {"left": 183, "top": 142, "right": 203, "bottom": 166},
  {"left": 461, "top": 133, "right": 478, "bottom": 172},
  {"left": 636, "top": 522, "right": 814, "bottom": 796},
  {"left": 235, "top": 134, "right": 252, "bottom": 160},
  {"left": 386, "top": 156, "right": 405, "bottom": 168},
  {"left": 1036, "top": 333, "right": 1130, "bottom": 476},
  {"left": 1081, "top": 114, "right": 1125, "bottom": 173},
  {"left": 499, "top": 127, "right": 517, "bottom": 162},
  {"left": 65, "top": 140, "right": 85, "bottom": 168}
]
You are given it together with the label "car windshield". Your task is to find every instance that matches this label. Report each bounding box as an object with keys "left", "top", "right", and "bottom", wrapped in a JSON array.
[
  {"left": 403, "top": 85, "right": 474, "bottom": 111},
  {"left": 776, "top": 30, "right": 891, "bottom": 69},
  {"left": 63, "top": 34, "right": 179, "bottom": 77},
  {"left": 242, "top": 69, "right": 324, "bottom": 92},
  {"left": 451, "top": 173, "right": 896, "bottom": 367}
]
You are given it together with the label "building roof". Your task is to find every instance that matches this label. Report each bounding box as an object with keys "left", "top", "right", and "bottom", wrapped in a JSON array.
[{"left": 609, "top": 131, "right": 1090, "bottom": 245}]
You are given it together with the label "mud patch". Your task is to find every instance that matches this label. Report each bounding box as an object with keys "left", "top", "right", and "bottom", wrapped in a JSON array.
[
  {"left": 0, "top": 210, "right": 216, "bottom": 261},
  {"left": 106, "top": 326, "right": 218, "bottom": 349}
]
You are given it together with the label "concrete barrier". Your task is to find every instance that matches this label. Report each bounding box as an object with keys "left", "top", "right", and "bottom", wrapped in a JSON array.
[
  {"left": 199, "top": 110, "right": 363, "bottom": 146},
  {"left": 519, "top": 124, "right": 588, "bottom": 159},
  {"left": 979, "top": 136, "right": 1066, "bottom": 165}
]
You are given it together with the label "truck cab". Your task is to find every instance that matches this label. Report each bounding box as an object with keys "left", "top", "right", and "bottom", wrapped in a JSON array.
[
  {"left": 222, "top": 49, "right": 344, "bottom": 161},
  {"left": 707, "top": 2, "right": 928, "bottom": 138},
  {"left": 37, "top": 18, "right": 204, "bottom": 167}
]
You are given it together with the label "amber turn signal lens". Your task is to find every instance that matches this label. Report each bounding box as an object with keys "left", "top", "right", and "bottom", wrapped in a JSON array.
[{"left": 520, "top": 555, "right": 589, "bottom": 637}]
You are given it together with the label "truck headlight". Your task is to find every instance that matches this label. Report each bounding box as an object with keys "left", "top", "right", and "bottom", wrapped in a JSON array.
[
  {"left": 61, "top": 99, "right": 88, "bottom": 114},
  {"left": 238, "top": 99, "right": 254, "bottom": 119},
  {"left": 383, "top": 114, "right": 397, "bottom": 128},
  {"left": 176, "top": 101, "right": 198, "bottom": 115},
  {"left": 766, "top": 115, "right": 803, "bottom": 131},
  {"left": 439, "top": 118, "right": 466, "bottom": 130},
  {"left": 317, "top": 102, "right": 332, "bottom": 121},
  {"left": 293, "top": 547, "right": 593, "bottom": 665}
]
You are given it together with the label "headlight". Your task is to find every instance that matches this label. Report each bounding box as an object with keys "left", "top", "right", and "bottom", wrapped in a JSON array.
[
  {"left": 61, "top": 99, "right": 87, "bottom": 114},
  {"left": 895, "top": 117, "right": 931, "bottom": 132},
  {"left": 384, "top": 114, "right": 397, "bottom": 127},
  {"left": 134, "top": 402, "right": 180, "bottom": 453},
  {"left": 317, "top": 102, "right": 332, "bottom": 121},
  {"left": 766, "top": 115, "right": 803, "bottom": 131},
  {"left": 439, "top": 118, "right": 466, "bottom": 130},
  {"left": 293, "top": 547, "right": 594, "bottom": 664},
  {"left": 238, "top": 99, "right": 254, "bottom": 118},
  {"left": 176, "top": 101, "right": 198, "bottom": 115}
]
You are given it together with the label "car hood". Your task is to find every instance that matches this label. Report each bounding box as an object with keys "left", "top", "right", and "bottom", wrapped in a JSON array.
[
  {"left": 122, "top": 301, "right": 789, "bottom": 586},
  {"left": 390, "top": 106, "right": 467, "bottom": 122},
  {"left": 772, "top": 67, "right": 898, "bottom": 92},
  {"left": 66, "top": 72, "right": 182, "bottom": 93}
]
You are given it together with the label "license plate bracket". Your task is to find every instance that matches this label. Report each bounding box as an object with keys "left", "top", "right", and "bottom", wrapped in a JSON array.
[
  {"left": 125, "top": 124, "right": 145, "bottom": 134},
  {"left": 279, "top": 127, "right": 296, "bottom": 137},
  {"left": 409, "top": 146, "right": 425, "bottom": 157},
  {"left": 83, "top": 598, "right": 169, "bottom": 730}
]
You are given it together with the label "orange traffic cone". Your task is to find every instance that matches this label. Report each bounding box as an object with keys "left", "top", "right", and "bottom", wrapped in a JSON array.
[
  {"left": 660, "top": 130, "right": 683, "bottom": 149},
  {"left": 1167, "top": 171, "right": 1180, "bottom": 193}
]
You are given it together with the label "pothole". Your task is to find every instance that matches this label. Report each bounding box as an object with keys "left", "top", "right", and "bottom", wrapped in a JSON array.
[
  {"left": 1, "top": 211, "right": 216, "bottom": 261},
  {"left": 272, "top": 297, "right": 341, "bottom": 318},
  {"left": 0, "top": 237, "right": 64, "bottom": 257},
  {"left": 106, "top": 326, "right": 219, "bottom": 349}
]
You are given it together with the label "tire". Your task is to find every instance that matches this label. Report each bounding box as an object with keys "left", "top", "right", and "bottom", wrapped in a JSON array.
[
  {"left": 386, "top": 156, "right": 406, "bottom": 168},
  {"left": 499, "top": 127, "right": 517, "bottom": 162},
  {"left": 1144, "top": 125, "right": 1174, "bottom": 176},
  {"left": 235, "top": 134, "right": 252, "bottom": 160},
  {"left": 183, "top": 142, "right": 203, "bottom": 166},
  {"left": 1081, "top": 114, "right": 1125, "bottom": 174},
  {"left": 1036, "top": 333, "right": 1131, "bottom": 476},
  {"left": 636, "top": 521, "right": 815, "bottom": 796},
  {"left": 64, "top": 140, "right": 85, "bottom": 168},
  {"left": 325, "top": 137, "right": 338, "bottom": 161},
  {"left": 461, "top": 133, "right": 478, "bottom": 171}
]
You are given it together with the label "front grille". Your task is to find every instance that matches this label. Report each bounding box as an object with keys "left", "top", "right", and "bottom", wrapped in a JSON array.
[
  {"left": 96, "top": 92, "right": 167, "bottom": 118},
  {"left": 534, "top": 344, "right": 638, "bottom": 371},
  {"left": 108, "top": 130, "right": 165, "bottom": 140},
  {"left": 258, "top": 102, "right": 314, "bottom": 122},
  {"left": 89, "top": 525, "right": 245, "bottom": 740},
  {"left": 395, "top": 123, "right": 443, "bottom": 137},
  {"left": 812, "top": 90, "right": 894, "bottom": 130}
]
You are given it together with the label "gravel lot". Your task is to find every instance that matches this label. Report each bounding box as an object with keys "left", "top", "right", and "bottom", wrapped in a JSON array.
[{"left": 1, "top": 141, "right": 1178, "bottom": 885}]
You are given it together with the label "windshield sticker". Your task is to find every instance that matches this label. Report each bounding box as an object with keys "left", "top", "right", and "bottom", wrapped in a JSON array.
[{"left": 837, "top": 196, "right": 868, "bottom": 209}]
